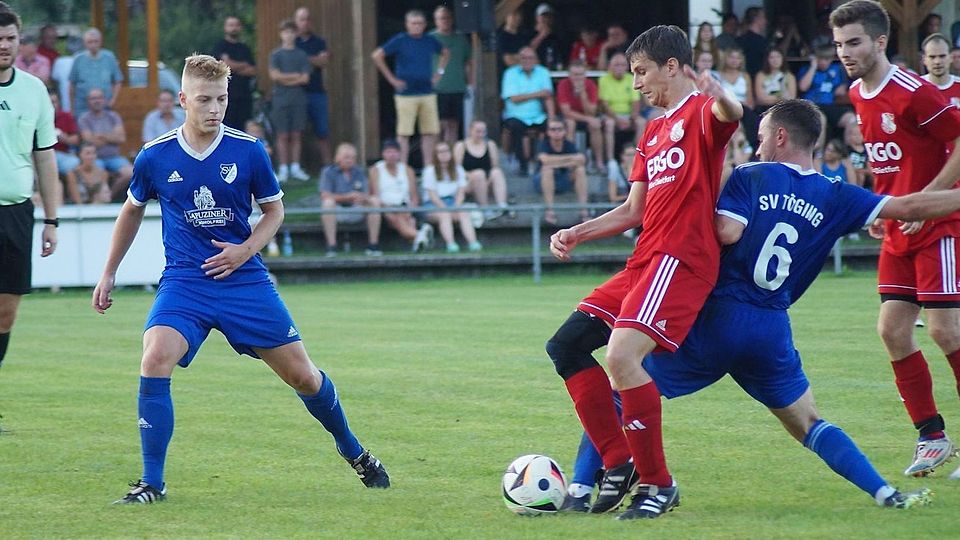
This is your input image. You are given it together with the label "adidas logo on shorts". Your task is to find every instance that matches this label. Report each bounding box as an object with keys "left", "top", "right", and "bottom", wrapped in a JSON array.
[
  {"left": 655, "top": 319, "right": 667, "bottom": 331},
  {"left": 287, "top": 326, "right": 299, "bottom": 338}
]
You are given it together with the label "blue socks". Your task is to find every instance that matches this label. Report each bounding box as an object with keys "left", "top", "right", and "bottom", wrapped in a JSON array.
[
  {"left": 803, "top": 419, "right": 888, "bottom": 499},
  {"left": 298, "top": 371, "right": 362, "bottom": 461},
  {"left": 139, "top": 376, "right": 174, "bottom": 489}
]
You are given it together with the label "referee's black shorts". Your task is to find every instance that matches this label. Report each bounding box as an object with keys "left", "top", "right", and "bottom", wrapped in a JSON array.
[{"left": 0, "top": 199, "right": 34, "bottom": 295}]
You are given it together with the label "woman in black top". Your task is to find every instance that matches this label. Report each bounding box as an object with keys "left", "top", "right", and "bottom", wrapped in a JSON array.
[{"left": 454, "top": 120, "right": 510, "bottom": 220}]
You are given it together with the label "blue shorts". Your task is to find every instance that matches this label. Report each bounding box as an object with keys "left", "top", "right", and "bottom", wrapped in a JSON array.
[
  {"left": 422, "top": 195, "right": 456, "bottom": 209},
  {"left": 145, "top": 275, "right": 301, "bottom": 368},
  {"left": 307, "top": 92, "right": 329, "bottom": 138},
  {"left": 532, "top": 169, "right": 572, "bottom": 194},
  {"left": 642, "top": 298, "right": 809, "bottom": 409}
]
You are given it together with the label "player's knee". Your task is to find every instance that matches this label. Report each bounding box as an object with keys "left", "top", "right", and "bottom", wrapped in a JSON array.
[
  {"left": 927, "top": 323, "right": 960, "bottom": 353},
  {"left": 0, "top": 309, "right": 17, "bottom": 333},
  {"left": 545, "top": 311, "right": 610, "bottom": 380},
  {"left": 877, "top": 318, "right": 912, "bottom": 347},
  {"left": 288, "top": 369, "right": 321, "bottom": 395}
]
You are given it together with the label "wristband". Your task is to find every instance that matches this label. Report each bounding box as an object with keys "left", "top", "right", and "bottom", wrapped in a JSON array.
[{"left": 43, "top": 218, "right": 59, "bottom": 227}]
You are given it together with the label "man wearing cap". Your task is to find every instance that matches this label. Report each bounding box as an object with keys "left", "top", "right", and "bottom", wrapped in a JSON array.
[{"left": 531, "top": 3, "right": 564, "bottom": 69}]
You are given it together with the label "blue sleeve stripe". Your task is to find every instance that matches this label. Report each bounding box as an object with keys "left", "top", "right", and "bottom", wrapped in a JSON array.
[
  {"left": 864, "top": 196, "right": 892, "bottom": 227},
  {"left": 717, "top": 209, "right": 748, "bottom": 226}
]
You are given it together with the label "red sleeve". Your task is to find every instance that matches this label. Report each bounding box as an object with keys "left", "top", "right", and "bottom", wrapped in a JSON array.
[
  {"left": 629, "top": 149, "right": 647, "bottom": 183},
  {"left": 556, "top": 79, "right": 573, "bottom": 108},
  {"left": 911, "top": 84, "right": 960, "bottom": 143},
  {"left": 700, "top": 96, "right": 738, "bottom": 150}
]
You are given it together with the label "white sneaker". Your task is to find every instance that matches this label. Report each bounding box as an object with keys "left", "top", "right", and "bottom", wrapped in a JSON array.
[
  {"left": 915, "top": 317, "right": 925, "bottom": 328},
  {"left": 289, "top": 164, "right": 310, "bottom": 181},
  {"left": 904, "top": 436, "right": 957, "bottom": 477},
  {"left": 276, "top": 166, "right": 289, "bottom": 183},
  {"left": 412, "top": 223, "right": 434, "bottom": 252}
]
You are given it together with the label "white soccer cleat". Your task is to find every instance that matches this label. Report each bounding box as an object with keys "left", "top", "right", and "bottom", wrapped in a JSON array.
[{"left": 904, "top": 436, "right": 957, "bottom": 477}]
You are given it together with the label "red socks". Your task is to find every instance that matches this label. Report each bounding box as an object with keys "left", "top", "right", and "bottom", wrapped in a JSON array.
[
  {"left": 620, "top": 381, "right": 672, "bottom": 488},
  {"left": 947, "top": 349, "right": 960, "bottom": 400},
  {"left": 564, "top": 366, "right": 631, "bottom": 469},
  {"left": 891, "top": 351, "right": 939, "bottom": 425}
]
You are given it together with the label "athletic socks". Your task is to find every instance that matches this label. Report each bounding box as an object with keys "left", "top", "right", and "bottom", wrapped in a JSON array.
[
  {"left": 0, "top": 331, "right": 9, "bottom": 367},
  {"left": 139, "top": 376, "right": 174, "bottom": 489},
  {"left": 803, "top": 419, "right": 887, "bottom": 499},
  {"left": 620, "top": 381, "right": 672, "bottom": 488},
  {"left": 891, "top": 351, "right": 939, "bottom": 430},
  {"left": 564, "top": 366, "right": 631, "bottom": 469},
  {"left": 298, "top": 370, "right": 363, "bottom": 461},
  {"left": 947, "top": 349, "right": 960, "bottom": 400},
  {"left": 571, "top": 390, "right": 623, "bottom": 487}
]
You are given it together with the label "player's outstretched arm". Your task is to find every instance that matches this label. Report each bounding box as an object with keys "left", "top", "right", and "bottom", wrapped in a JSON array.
[
  {"left": 683, "top": 65, "right": 743, "bottom": 124},
  {"left": 550, "top": 181, "right": 646, "bottom": 261},
  {"left": 880, "top": 187, "right": 960, "bottom": 223},
  {"left": 92, "top": 200, "right": 147, "bottom": 314},
  {"left": 202, "top": 199, "right": 284, "bottom": 280}
]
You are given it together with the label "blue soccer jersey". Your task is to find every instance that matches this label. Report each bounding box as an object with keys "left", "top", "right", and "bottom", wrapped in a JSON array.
[
  {"left": 128, "top": 124, "right": 282, "bottom": 280},
  {"left": 714, "top": 162, "right": 889, "bottom": 309}
]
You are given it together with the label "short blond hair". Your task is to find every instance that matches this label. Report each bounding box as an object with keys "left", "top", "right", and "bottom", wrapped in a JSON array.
[{"left": 182, "top": 53, "right": 231, "bottom": 84}]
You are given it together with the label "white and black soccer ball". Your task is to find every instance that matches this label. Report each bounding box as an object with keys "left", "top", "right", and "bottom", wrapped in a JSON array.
[{"left": 501, "top": 454, "right": 567, "bottom": 515}]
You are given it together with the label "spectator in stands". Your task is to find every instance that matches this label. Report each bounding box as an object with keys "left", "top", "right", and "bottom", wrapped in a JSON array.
[
  {"left": 816, "top": 138, "right": 858, "bottom": 188},
  {"left": 695, "top": 49, "right": 721, "bottom": 80},
  {"left": 737, "top": 6, "right": 768, "bottom": 78},
  {"left": 557, "top": 60, "right": 605, "bottom": 175},
  {"left": 244, "top": 119, "right": 272, "bottom": 157},
  {"left": 844, "top": 121, "right": 871, "bottom": 189},
  {"left": 771, "top": 14, "right": 807, "bottom": 58},
  {"left": 719, "top": 46, "right": 756, "bottom": 146},
  {"left": 141, "top": 89, "right": 185, "bottom": 143},
  {"left": 319, "top": 143, "right": 383, "bottom": 257},
  {"left": 269, "top": 19, "right": 312, "bottom": 183},
  {"left": 569, "top": 26, "right": 603, "bottom": 70},
  {"left": 454, "top": 120, "right": 509, "bottom": 220},
  {"left": 597, "top": 24, "right": 629, "bottom": 69},
  {"left": 77, "top": 88, "right": 132, "bottom": 201},
  {"left": 432, "top": 5, "right": 473, "bottom": 147},
  {"left": 15, "top": 34, "right": 50, "bottom": 84},
  {"left": 49, "top": 88, "right": 80, "bottom": 181},
  {"left": 716, "top": 13, "right": 740, "bottom": 52},
  {"left": 69, "top": 28, "right": 122, "bottom": 116},
  {"left": 501, "top": 46, "right": 554, "bottom": 177},
  {"left": 798, "top": 44, "right": 849, "bottom": 135},
  {"left": 919, "top": 13, "right": 942, "bottom": 46},
  {"left": 212, "top": 16, "right": 257, "bottom": 130},
  {"left": 530, "top": 3, "right": 563, "bottom": 69},
  {"left": 693, "top": 21, "right": 720, "bottom": 69},
  {"left": 754, "top": 48, "right": 796, "bottom": 113},
  {"left": 721, "top": 123, "right": 753, "bottom": 184},
  {"left": 369, "top": 139, "right": 429, "bottom": 252},
  {"left": 294, "top": 6, "right": 331, "bottom": 167},
  {"left": 422, "top": 141, "right": 482, "bottom": 253},
  {"left": 951, "top": 46, "right": 960, "bottom": 76},
  {"left": 372, "top": 8, "right": 449, "bottom": 168},
  {"left": 496, "top": 9, "right": 529, "bottom": 72},
  {"left": 37, "top": 24, "right": 58, "bottom": 65},
  {"left": 65, "top": 142, "right": 111, "bottom": 205},
  {"left": 599, "top": 52, "right": 645, "bottom": 175},
  {"left": 607, "top": 142, "right": 634, "bottom": 204},
  {"left": 50, "top": 36, "right": 79, "bottom": 112},
  {"left": 535, "top": 118, "right": 588, "bottom": 225}
]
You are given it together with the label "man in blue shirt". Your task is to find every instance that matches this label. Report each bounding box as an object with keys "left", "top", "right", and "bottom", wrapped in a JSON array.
[
  {"left": 562, "top": 100, "right": 960, "bottom": 515},
  {"left": 798, "top": 44, "right": 850, "bottom": 134},
  {"left": 372, "top": 9, "right": 449, "bottom": 167},
  {"left": 92, "top": 54, "right": 389, "bottom": 504},
  {"left": 501, "top": 46, "right": 554, "bottom": 176},
  {"left": 294, "top": 6, "right": 331, "bottom": 166}
]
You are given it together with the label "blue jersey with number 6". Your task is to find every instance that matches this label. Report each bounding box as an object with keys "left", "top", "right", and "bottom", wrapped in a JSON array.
[{"left": 714, "top": 162, "right": 889, "bottom": 309}]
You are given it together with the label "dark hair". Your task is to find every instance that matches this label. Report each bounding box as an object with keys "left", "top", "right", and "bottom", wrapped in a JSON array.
[
  {"left": 829, "top": 0, "right": 889, "bottom": 40},
  {"left": 762, "top": 99, "right": 822, "bottom": 151},
  {"left": 0, "top": 1, "right": 21, "bottom": 31},
  {"left": 279, "top": 20, "right": 296, "bottom": 32},
  {"left": 721, "top": 13, "right": 738, "bottom": 25},
  {"left": 824, "top": 138, "right": 848, "bottom": 157},
  {"left": 814, "top": 43, "right": 836, "bottom": 59},
  {"left": 743, "top": 7, "right": 764, "bottom": 26},
  {"left": 761, "top": 47, "right": 784, "bottom": 74},
  {"left": 922, "top": 33, "right": 950, "bottom": 51},
  {"left": 625, "top": 25, "right": 692, "bottom": 68}
]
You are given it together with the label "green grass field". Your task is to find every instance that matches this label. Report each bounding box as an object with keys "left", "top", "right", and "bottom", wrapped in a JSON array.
[{"left": 2, "top": 272, "right": 958, "bottom": 539}]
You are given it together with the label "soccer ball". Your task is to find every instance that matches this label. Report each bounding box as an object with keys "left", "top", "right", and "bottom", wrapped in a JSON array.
[{"left": 501, "top": 454, "right": 567, "bottom": 515}]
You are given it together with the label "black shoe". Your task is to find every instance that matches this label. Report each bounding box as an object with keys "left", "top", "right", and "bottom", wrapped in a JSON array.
[
  {"left": 588, "top": 461, "right": 639, "bottom": 513},
  {"left": 349, "top": 449, "right": 390, "bottom": 488},
  {"left": 113, "top": 480, "right": 167, "bottom": 505},
  {"left": 559, "top": 492, "right": 591, "bottom": 512},
  {"left": 617, "top": 482, "right": 680, "bottom": 520}
]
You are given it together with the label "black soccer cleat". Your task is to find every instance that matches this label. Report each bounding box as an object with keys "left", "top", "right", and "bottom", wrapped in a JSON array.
[
  {"left": 349, "top": 449, "right": 390, "bottom": 488},
  {"left": 589, "top": 461, "right": 639, "bottom": 513},
  {"left": 617, "top": 482, "right": 680, "bottom": 520},
  {"left": 113, "top": 480, "right": 167, "bottom": 505},
  {"left": 559, "top": 492, "right": 591, "bottom": 512}
]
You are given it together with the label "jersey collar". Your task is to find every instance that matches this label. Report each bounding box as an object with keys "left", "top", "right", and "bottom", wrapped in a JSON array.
[
  {"left": 780, "top": 162, "right": 818, "bottom": 175},
  {"left": 175, "top": 123, "right": 225, "bottom": 161},
  {"left": 858, "top": 65, "right": 897, "bottom": 100},
  {"left": 664, "top": 90, "right": 699, "bottom": 118}
]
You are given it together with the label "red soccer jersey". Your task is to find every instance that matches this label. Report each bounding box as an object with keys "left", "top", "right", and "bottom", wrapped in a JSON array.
[
  {"left": 627, "top": 91, "right": 738, "bottom": 281},
  {"left": 556, "top": 77, "right": 598, "bottom": 115},
  {"left": 850, "top": 66, "right": 960, "bottom": 255},
  {"left": 922, "top": 74, "right": 960, "bottom": 154}
]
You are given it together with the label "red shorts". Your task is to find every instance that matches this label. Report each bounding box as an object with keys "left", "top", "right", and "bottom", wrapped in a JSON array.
[
  {"left": 578, "top": 253, "right": 714, "bottom": 352},
  {"left": 878, "top": 236, "right": 960, "bottom": 303}
]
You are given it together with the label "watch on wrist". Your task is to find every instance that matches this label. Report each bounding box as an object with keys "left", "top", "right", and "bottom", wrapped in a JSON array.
[{"left": 43, "top": 218, "right": 59, "bottom": 227}]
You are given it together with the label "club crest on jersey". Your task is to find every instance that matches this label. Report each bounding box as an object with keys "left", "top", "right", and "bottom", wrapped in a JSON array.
[
  {"left": 880, "top": 113, "right": 896, "bottom": 134},
  {"left": 184, "top": 185, "right": 234, "bottom": 227},
  {"left": 669, "top": 119, "right": 684, "bottom": 142},
  {"left": 220, "top": 163, "right": 238, "bottom": 184}
]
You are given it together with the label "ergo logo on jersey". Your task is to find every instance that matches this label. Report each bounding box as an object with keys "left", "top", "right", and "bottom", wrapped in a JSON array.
[
  {"left": 864, "top": 141, "right": 903, "bottom": 162},
  {"left": 646, "top": 147, "right": 685, "bottom": 178}
]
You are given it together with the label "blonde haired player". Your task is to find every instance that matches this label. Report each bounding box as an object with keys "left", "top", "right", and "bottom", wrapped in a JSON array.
[{"left": 93, "top": 54, "right": 389, "bottom": 504}]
